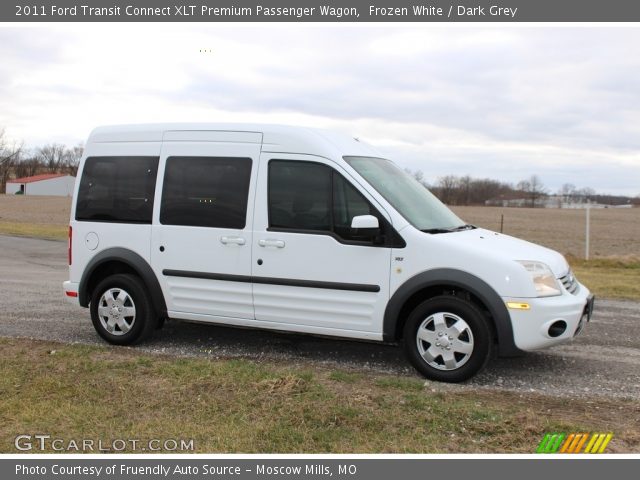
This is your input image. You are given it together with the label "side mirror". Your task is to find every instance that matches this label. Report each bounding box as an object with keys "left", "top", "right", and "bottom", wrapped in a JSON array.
[{"left": 350, "top": 215, "right": 380, "bottom": 238}]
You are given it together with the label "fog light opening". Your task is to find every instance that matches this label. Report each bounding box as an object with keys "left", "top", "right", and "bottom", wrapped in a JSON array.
[{"left": 548, "top": 320, "right": 567, "bottom": 338}]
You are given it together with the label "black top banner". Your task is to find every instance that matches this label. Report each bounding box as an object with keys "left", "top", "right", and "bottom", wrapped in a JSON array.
[{"left": 5, "top": 0, "right": 640, "bottom": 22}]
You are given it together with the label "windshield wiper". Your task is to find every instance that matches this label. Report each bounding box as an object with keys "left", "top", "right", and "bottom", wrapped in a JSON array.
[
  {"left": 449, "top": 224, "right": 476, "bottom": 232},
  {"left": 421, "top": 224, "right": 476, "bottom": 234}
]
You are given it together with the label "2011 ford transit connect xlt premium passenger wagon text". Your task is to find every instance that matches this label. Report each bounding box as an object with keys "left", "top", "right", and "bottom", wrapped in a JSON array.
[{"left": 63, "top": 124, "right": 594, "bottom": 382}]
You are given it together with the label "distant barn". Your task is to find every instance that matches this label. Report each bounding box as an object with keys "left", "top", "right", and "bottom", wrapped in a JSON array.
[{"left": 5, "top": 174, "right": 76, "bottom": 196}]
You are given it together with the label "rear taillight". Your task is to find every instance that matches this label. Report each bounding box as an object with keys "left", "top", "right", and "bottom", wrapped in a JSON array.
[{"left": 68, "top": 226, "right": 72, "bottom": 265}]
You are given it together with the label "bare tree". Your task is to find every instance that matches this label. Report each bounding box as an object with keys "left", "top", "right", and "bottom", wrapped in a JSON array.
[
  {"left": 437, "top": 175, "right": 460, "bottom": 205},
  {"left": 517, "top": 175, "right": 547, "bottom": 207},
  {"left": 559, "top": 183, "right": 576, "bottom": 203},
  {"left": 412, "top": 169, "right": 425, "bottom": 185},
  {"left": 576, "top": 187, "right": 596, "bottom": 204},
  {"left": 458, "top": 175, "right": 472, "bottom": 205},
  {"left": 37, "top": 144, "right": 67, "bottom": 173},
  {"left": 471, "top": 178, "right": 511, "bottom": 205},
  {"left": 0, "top": 128, "right": 23, "bottom": 193},
  {"left": 63, "top": 143, "right": 83, "bottom": 176},
  {"left": 15, "top": 155, "right": 40, "bottom": 178}
]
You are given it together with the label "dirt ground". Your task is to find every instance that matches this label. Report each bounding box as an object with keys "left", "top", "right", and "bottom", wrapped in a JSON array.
[{"left": 0, "top": 194, "right": 638, "bottom": 258}]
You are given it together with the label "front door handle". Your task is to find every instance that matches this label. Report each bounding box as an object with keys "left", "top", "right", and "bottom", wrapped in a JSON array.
[
  {"left": 220, "top": 236, "right": 246, "bottom": 246},
  {"left": 258, "top": 239, "right": 285, "bottom": 248}
]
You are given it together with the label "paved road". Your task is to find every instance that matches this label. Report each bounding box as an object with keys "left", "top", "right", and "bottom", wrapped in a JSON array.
[{"left": 1, "top": 235, "right": 639, "bottom": 399}]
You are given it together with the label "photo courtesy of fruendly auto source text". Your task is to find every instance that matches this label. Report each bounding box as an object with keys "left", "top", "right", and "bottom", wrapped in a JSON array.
[{"left": 0, "top": 0, "right": 638, "bottom": 478}]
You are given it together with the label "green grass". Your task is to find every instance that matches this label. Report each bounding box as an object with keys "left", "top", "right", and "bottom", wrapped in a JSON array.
[
  {"left": 0, "top": 221, "right": 66, "bottom": 240},
  {"left": 569, "top": 256, "right": 640, "bottom": 300},
  {"left": 1, "top": 338, "right": 638, "bottom": 453}
]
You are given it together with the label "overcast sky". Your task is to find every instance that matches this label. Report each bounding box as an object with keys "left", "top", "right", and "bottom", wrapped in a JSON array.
[{"left": 1, "top": 25, "right": 638, "bottom": 195}]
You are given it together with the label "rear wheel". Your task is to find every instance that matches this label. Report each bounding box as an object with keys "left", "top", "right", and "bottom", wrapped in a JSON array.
[
  {"left": 90, "top": 274, "right": 156, "bottom": 345},
  {"left": 403, "top": 295, "right": 492, "bottom": 382}
]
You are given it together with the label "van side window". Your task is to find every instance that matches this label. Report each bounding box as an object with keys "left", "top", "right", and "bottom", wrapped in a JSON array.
[
  {"left": 160, "top": 156, "right": 252, "bottom": 229},
  {"left": 269, "top": 161, "right": 332, "bottom": 231},
  {"left": 76, "top": 156, "right": 158, "bottom": 223},
  {"left": 268, "top": 160, "right": 380, "bottom": 243},
  {"left": 332, "top": 173, "right": 377, "bottom": 242}
]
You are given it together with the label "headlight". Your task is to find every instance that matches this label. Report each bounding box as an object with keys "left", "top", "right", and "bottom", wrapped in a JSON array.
[{"left": 516, "top": 261, "right": 562, "bottom": 297}]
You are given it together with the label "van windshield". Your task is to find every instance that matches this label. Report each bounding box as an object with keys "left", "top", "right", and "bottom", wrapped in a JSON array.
[{"left": 344, "top": 156, "right": 467, "bottom": 232}]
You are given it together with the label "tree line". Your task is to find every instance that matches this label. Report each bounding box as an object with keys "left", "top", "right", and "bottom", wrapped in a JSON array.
[
  {"left": 407, "top": 170, "right": 639, "bottom": 207},
  {"left": 2, "top": 128, "right": 637, "bottom": 206},
  {"left": 0, "top": 128, "right": 82, "bottom": 193}
]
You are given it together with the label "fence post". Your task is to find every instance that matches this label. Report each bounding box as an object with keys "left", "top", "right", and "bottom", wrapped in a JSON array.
[
  {"left": 500, "top": 214, "right": 504, "bottom": 233},
  {"left": 585, "top": 203, "right": 590, "bottom": 261}
]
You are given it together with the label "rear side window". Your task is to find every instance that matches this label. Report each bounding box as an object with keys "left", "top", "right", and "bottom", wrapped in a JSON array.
[
  {"left": 160, "top": 156, "right": 252, "bottom": 229},
  {"left": 76, "top": 156, "right": 158, "bottom": 223}
]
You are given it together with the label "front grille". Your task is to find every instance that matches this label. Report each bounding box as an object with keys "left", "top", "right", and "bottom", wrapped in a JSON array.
[{"left": 559, "top": 270, "right": 579, "bottom": 295}]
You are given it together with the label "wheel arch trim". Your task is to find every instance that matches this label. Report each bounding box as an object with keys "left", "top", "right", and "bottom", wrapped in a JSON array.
[
  {"left": 383, "top": 268, "right": 523, "bottom": 356},
  {"left": 78, "top": 247, "right": 167, "bottom": 317}
]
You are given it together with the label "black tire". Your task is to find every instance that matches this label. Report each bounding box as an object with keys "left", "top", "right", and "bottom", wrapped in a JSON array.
[
  {"left": 403, "top": 295, "right": 492, "bottom": 382},
  {"left": 90, "top": 274, "right": 156, "bottom": 345}
]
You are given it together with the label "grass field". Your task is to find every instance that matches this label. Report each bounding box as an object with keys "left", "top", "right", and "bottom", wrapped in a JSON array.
[
  {"left": 452, "top": 205, "right": 640, "bottom": 259},
  {"left": 1, "top": 338, "right": 638, "bottom": 453},
  {"left": 1, "top": 195, "right": 639, "bottom": 298},
  {"left": 0, "top": 195, "right": 69, "bottom": 240}
]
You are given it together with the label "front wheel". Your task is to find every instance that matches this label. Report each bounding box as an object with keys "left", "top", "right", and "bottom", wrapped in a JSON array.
[
  {"left": 90, "top": 274, "right": 156, "bottom": 345},
  {"left": 403, "top": 295, "right": 492, "bottom": 382}
]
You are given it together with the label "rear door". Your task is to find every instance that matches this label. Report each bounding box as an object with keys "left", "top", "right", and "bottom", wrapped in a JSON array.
[
  {"left": 250, "top": 154, "right": 394, "bottom": 339},
  {"left": 151, "top": 131, "right": 261, "bottom": 320}
]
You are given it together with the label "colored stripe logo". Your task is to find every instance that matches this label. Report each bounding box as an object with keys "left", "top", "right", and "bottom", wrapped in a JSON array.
[{"left": 537, "top": 433, "right": 613, "bottom": 453}]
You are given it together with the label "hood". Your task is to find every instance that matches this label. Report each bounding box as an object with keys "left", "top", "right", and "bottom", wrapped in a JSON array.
[{"left": 440, "top": 228, "right": 569, "bottom": 277}]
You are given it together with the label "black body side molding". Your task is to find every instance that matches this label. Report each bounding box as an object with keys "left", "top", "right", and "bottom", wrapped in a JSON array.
[
  {"left": 78, "top": 248, "right": 167, "bottom": 317},
  {"left": 382, "top": 268, "right": 523, "bottom": 357},
  {"left": 163, "top": 269, "right": 381, "bottom": 293}
]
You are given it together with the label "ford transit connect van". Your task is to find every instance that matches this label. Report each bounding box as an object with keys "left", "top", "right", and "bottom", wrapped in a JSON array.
[{"left": 63, "top": 124, "right": 594, "bottom": 382}]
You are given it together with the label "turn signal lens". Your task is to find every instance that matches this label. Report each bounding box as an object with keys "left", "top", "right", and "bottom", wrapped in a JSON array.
[{"left": 506, "top": 302, "right": 531, "bottom": 310}]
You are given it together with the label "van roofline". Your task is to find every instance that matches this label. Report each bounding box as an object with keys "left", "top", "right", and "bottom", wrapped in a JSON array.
[{"left": 86, "top": 123, "right": 384, "bottom": 159}]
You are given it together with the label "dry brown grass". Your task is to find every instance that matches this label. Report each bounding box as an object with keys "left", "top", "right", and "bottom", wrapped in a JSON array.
[
  {"left": 0, "top": 194, "right": 71, "bottom": 224},
  {"left": 0, "top": 194, "right": 70, "bottom": 240},
  {"left": 452, "top": 206, "right": 640, "bottom": 259},
  {"left": 1, "top": 338, "right": 638, "bottom": 453}
]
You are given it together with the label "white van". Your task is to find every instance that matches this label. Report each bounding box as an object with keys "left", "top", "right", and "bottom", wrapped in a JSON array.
[{"left": 63, "top": 124, "right": 594, "bottom": 382}]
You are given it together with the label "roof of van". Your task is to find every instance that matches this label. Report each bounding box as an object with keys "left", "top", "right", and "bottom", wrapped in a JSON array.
[{"left": 87, "top": 123, "right": 383, "bottom": 159}]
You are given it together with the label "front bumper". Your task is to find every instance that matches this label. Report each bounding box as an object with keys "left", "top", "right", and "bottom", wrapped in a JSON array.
[
  {"left": 505, "top": 283, "right": 593, "bottom": 351},
  {"left": 63, "top": 281, "right": 80, "bottom": 305}
]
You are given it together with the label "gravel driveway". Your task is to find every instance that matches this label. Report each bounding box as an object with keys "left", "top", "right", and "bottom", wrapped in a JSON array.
[{"left": 1, "top": 234, "right": 638, "bottom": 399}]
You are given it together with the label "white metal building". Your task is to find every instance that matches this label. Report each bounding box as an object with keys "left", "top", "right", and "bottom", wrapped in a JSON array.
[{"left": 5, "top": 174, "right": 76, "bottom": 196}]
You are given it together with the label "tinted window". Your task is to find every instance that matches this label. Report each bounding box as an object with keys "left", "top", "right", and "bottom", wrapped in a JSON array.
[
  {"left": 332, "top": 174, "right": 376, "bottom": 241},
  {"left": 76, "top": 156, "right": 158, "bottom": 223},
  {"left": 268, "top": 160, "right": 380, "bottom": 243},
  {"left": 269, "top": 161, "right": 331, "bottom": 231},
  {"left": 161, "top": 156, "right": 252, "bottom": 229}
]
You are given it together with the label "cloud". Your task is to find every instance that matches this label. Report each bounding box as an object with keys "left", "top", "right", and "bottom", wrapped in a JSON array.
[{"left": 0, "top": 24, "right": 638, "bottom": 195}]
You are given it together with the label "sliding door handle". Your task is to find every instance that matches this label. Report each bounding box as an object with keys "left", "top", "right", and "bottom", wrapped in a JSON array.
[{"left": 220, "top": 236, "right": 246, "bottom": 246}]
